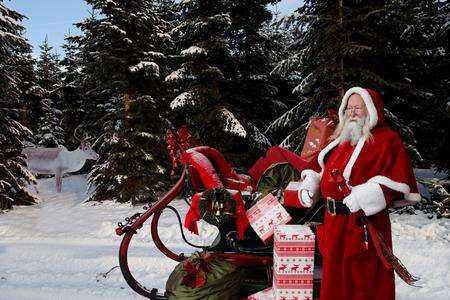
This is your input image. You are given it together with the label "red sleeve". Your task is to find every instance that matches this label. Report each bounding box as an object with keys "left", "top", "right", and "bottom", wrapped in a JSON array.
[{"left": 372, "top": 129, "right": 419, "bottom": 204}]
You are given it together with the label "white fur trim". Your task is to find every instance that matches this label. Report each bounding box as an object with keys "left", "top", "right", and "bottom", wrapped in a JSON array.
[
  {"left": 318, "top": 139, "right": 340, "bottom": 173},
  {"left": 368, "top": 175, "right": 421, "bottom": 206},
  {"left": 316, "top": 135, "right": 367, "bottom": 181},
  {"left": 299, "top": 169, "right": 321, "bottom": 199},
  {"left": 342, "top": 193, "right": 361, "bottom": 213},
  {"left": 343, "top": 136, "right": 367, "bottom": 181},
  {"left": 351, "top": 182, "right": 386, "bottom": 216},
  {"left": 338, "top": 87, "right": 378, "bottom": 130},
  {"left": 298, "top": 189, "right": 313, "bottom": 207}
]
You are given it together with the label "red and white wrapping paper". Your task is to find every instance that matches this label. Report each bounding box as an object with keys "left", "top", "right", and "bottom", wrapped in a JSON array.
[
  {"left": 273, "top": 225, "right": 315, "bottom": 300},
  {"left": 283, "top": 181, "right": 312, "bottom": 209},
  {"left": 246, "top": 194, "right": 292, "bottom": 244},
  {"left": 247, "top": 287, "right": 274, "bottom": 300}
]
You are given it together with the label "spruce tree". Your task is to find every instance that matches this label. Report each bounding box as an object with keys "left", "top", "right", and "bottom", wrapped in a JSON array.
[
  {"left": 430, "top": 0, "right": 450, "bottom": 174},
  {"left": 35, "top": 37, "right": 64, "bottom": 147},
  {"left": 388, "top": 0, "right": 450, "bottom": 173},
  {"left": 60, "top": 34, "right": 84, "bottom": 149},
  {"left": 76, "top": 0, "right": 174, "bottom": 203},
  {"left": 36, "top": 36, "right": 62, "bottom": 100},
  {"left": 35, "top": 98, "right": 64, "bottom": 147},
  {"left": 168, "top": 0, "right": 285, "bottom": 167},
  {"left": 13, "top": 42, "right": 43, "bottom": 133},
  {"left": 89, "top": 95, "right": 168, "bottom": 203},
  {"left": 0, "top": 0, "right": 36, "bottom": 209}
]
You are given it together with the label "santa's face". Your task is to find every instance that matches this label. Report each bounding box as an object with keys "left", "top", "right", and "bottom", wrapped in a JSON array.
[
  {"left": 345, "top": 94, "right": 368, "bottom": 122},
  {"left": 339, "top": 95, "right": 369, "bottom": 145},
  {"left": 341, "top": 116, "right": 365, "bottom": 145}
]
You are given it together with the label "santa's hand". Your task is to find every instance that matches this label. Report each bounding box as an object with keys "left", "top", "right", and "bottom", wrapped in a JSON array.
[
  {"left": 343, "top": 193, "right": 361, "bottom": 213},
  {"left": 298, "top": 189, "right": 313, "bottom": 207}
]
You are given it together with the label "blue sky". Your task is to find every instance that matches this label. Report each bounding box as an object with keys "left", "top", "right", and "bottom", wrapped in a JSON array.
[{"left": 7, "top": 0, "right": 298, "bottom": 57}]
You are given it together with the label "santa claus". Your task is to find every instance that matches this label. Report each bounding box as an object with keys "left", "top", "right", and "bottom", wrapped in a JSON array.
[{"left": 298, "top": 87, "right": 420, "bottom": 300}]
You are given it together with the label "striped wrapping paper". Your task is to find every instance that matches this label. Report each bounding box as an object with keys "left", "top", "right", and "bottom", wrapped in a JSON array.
[
  {"left": 273, "top": 225, "right": 315, "bottom": 300},
  {"left": 246, "top": 194, "right": 292, "bottom": 244}
]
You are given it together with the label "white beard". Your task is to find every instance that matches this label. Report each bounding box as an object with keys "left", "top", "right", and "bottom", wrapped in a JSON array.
[{"left": 338, "top": 117, "right": 365, "bottom": 146}]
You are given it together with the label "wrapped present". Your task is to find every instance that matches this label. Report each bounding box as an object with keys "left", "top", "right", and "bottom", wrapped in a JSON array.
[
  {"left": 247, "top": 287, "right": 274, "bottom": 300},
  {"left": 273, "top": 225, "right": 315, "bottom": 300},
  {"left": 282, "top": 181, "right": 313, "bottom": 209},
  {"left": 246, "top": 194, "right": 292, "bottom": 244}
]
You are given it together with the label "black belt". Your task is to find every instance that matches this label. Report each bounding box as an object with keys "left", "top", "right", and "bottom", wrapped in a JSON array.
[{"left": 325, "top": 197, "right": 351, "bottom": 216}]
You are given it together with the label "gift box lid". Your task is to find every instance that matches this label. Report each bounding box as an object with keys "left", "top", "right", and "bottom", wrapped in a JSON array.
[{"left": 274, "top": 225, "right": 315, "bottom": 241}]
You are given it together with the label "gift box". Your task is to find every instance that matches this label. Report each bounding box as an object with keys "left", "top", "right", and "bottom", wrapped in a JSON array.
[
  {"left": 247, "top": 287, "right": 274, "bottom": 300},
  {"left": 273, "top": 225, "right": 315, "bottom": 300},
  {"left": 246, "top": 194, "right": 292, "bottom": 244},
  {"left": 282, "top": 181, "right": 312, "bottom": 209}
]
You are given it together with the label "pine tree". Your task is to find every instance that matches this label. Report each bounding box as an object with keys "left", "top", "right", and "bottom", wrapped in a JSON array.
[
  {"left": 0, "top": 0, "right": 36, "bottom": 209},
  {"left": 35, "top": 98, "right": 64, "bottom": 147},
  {"left": 35, "top": 37, "right": 64, "bottom": 147},
  {"left": 76, "top": 0, "right": 174, "bottom": 203},
  {"left": 389, "top": 0, "right": 450, "bottom": 173},
  {"left": 89, "top": 95, "right": 168, "bottom": 203},
  {"left": 60, "top": 33, "right": 84, "bottom": 149},
  {"left": 13, "top": 42, "right": 43, "bottom": 133},
  {"left": 168, "top": 0, "right": 285, "bottom": 167},
  {"left": 36, "top": 36, "right": 62, "bottom": 100}
]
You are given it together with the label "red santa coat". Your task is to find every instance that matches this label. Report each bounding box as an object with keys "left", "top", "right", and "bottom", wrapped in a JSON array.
[{"left": 298, "top": 87, "right": 420, "bottom": 300}]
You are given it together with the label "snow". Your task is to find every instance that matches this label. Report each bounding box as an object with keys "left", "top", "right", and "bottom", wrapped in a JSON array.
[
  {"left": 144, "top": 51, "right": 165, "bottom": 59},
  {"left": 220, "top": 108, "right": 247, "bottom": 138},
  {"left": 0, "top": 13, "right": 20, "bottom": 27},
  {"left": 129, "top": 61, "right": 159, "bottom": 76},
  {"left": 115, "top": 175, "right": 128, "bottom": 184},
  {"left": 391, "top": 212, "right": 450, "bottom": 300},
  {"left": 170, "top": 91, "right": 193, "bottom": 109},
  {"left": 157, "top": 33, "right": 171, "bottom": 40},
  {"left": 0, "top": 175, "right": 217, "bottom": 299},
  {"left": 181, "top": 46, "right": 206, "bottom": 57},
  {"left": 99, "top": 22, "right": 126, "bottom": 35},
  {"left": 249, "top": 74, "right": 268, "bottom": 81},
  {"left": 250, "top": 124, "right": 272, "bottom": 149},
  {"left": 165, "top": 67, "right": 186, "bottom": 82},
  {"left": 136, "top": 132, "right": 155, "bottom": 139},
  {"left": 0, "top": 175, "right": 449, "bottom": 299},
  {"left": 0, "top": 30, "right": 26, "bottom": 44}
]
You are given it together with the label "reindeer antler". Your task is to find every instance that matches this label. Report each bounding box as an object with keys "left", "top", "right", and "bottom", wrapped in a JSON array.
[
  {"left": 83, "top": 131, "right": 92, "bottom": 142},
  {"left": 74, "top": 125, "right": 92, "bottom": 142},
  {"left": 74, "top": 125, "right": 84, "bottom": 142}
]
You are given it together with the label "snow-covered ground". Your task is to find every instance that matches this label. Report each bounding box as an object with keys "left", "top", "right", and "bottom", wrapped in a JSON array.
[{"left": 0, "top": 174, "right": 449, "bottom": 299}]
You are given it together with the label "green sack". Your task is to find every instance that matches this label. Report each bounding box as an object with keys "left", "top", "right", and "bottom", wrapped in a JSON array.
[
  {"left": 254, "top": 162, "right": 300, "bottom": 205},
  {"left": 166, "top": 252, "right": 242, "bottom": 300}
]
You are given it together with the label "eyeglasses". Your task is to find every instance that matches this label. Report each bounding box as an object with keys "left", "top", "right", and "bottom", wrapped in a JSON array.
[{"left": 345, "top": 107, "right": 364, "bottom": 114}]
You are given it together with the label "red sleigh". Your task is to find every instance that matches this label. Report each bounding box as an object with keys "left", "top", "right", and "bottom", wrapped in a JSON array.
[{"left": 115, "top": 123, "right": 330, "bottom": 299}]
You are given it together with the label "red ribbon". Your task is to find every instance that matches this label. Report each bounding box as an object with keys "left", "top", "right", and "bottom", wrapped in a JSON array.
[{"left": 184, "top": 190, "right": 249, "bottom": 240}]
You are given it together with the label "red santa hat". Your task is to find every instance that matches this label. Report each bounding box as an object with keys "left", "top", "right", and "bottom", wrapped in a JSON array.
[
  {"left": 318, "top": 87, "right": 386, "bottom": 174},
  {"left": 337, "top": 87, "right": 386, "bottom": 129}
]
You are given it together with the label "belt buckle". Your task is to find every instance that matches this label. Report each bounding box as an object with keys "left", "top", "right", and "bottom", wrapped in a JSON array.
[{"left": 326, "top": 197, "right": 336, "bottom": 216}]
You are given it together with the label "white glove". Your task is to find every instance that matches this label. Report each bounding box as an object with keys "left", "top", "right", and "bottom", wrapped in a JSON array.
[
  {"left": 343, "top": 193, "right": 361, "bottom": 213},
  {"left": 298, "top": 189, "right": 313, "bottom": 207}
]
